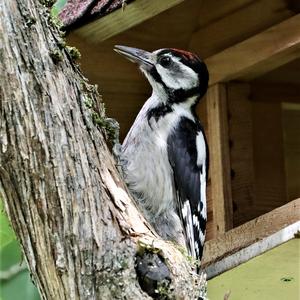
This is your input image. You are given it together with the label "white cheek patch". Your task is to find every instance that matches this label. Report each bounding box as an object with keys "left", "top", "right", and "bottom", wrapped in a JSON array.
[{"left": 156, "top": 56, "right": 199, "bottom": 90}]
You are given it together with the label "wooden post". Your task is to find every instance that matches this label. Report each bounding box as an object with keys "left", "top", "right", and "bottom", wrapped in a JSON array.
[{"left": 206, "top": 83, "right": 233, "bottom": 236}]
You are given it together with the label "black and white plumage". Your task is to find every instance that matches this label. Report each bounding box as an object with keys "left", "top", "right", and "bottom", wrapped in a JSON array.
[{"left": 114, "top": 45, "right": 209, "bottom": 265}]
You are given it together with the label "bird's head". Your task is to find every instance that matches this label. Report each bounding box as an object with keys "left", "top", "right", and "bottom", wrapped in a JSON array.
[{"left": 114, "top": 45, "right": 209, "bottom": 107}]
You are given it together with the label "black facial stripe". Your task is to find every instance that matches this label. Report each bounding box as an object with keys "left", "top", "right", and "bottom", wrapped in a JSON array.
[
  {"left": 171, "top": 87, "right": 200, "bottom": 103},
  {"left": 149, "top": 66, "right": 167, "bottom": 88},
  {"left": 147, "top": 103, "right": 173, "bottom": 125},
  {"left": 150, "top": 65, "right": 201, "bottom": 102}
]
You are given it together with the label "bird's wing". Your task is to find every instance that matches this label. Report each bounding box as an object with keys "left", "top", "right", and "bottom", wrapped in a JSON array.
[{"left": 167, "top": 117, "right": 208, "bottom": 261}]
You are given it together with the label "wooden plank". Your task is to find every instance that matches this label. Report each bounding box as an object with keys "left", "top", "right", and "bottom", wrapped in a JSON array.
[
  {"left": 250, "top": 82, "right": 300, "bottom": 103},
  {"left": 191, "top": 0, "right": 293, "bottom": 58},
  {"left": 202, "top": 198, "right": 300, "bottom": 268},
  {"left": 254, "top": 58, "right": 300, "bottom": 85},
  {"left": 73, "top": 0, "right": 184, "bottom": 43},
  {"left": 197, "top": 0, "right": 253, "bottom": 28},
  {"left": 206, "top": 84, "right": 233, "bottom": 236},
  {"left": 206, "top": 222, "right": 300, "bottom": 279},
  {"left": 205, "top": 14, "right": 300, "bottom": 85},
  {"left": 227, "top": 83, "right": 255, "bottom": 227}
]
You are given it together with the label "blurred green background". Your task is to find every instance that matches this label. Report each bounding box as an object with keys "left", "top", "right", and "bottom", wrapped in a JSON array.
[{"left": 0, "top": 200, "right": 40, "bottom": 300}]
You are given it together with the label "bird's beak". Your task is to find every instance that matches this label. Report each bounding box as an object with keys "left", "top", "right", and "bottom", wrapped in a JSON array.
[{"left": 114, "top": 45, "right": 154, "bottom": 70}]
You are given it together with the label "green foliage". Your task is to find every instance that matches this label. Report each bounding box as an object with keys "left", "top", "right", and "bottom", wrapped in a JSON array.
[
  {"left": 0, "top": 202, "right": 15, "bottom": 248},
  {"left": 0, "top": 201, "right": 40, "bottom": 300},
  {"left": 51, "top": 0, "right": 68, "bottom": 17}
]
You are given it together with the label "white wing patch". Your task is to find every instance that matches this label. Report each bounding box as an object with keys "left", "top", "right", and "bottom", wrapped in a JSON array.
[
  {"left": 182, "top": 200, "right": 196, "bottom": 258},
  {"left": 196, "top": 131, "right": 207, "bottom": 221},
  {"left": 193, "top": 214, "right": 200, "bottom": 230},
  {"left": 200, "top": 171, "right": 207, "bottom": 220},
  {"left": 196, "top": 131, "right": 206, "bottom": 166},
  {"left": 199, "top": 230, "right": 205, "bottom": 245}
]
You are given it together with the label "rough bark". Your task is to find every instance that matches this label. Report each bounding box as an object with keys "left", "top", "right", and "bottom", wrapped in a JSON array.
[{"left": 0, "top": 1, "right": 205, "bottom": 299}]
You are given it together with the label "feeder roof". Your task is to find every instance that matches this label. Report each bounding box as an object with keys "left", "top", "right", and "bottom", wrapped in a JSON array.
[{"left": 55, "top": 0, "right": 133, "bottom": 29}]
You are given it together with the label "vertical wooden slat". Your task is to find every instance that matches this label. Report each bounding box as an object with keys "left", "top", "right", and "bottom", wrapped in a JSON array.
[
  {"left": 206, "top": 83, "right": 233, "bottom": 236},
  {"left": 227, "top": 83, "right": 255, "bottom": 226},
  {"left": 252, "top": 100, "right": 287, "bottom": 215},
  {"left": 282, "top": 103, "right": 300, "bottom": 201}
]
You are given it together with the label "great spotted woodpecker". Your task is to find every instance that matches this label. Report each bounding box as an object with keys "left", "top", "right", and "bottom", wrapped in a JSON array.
[{"left": 114, "top": 45, "right": 209, "bottom": 265}]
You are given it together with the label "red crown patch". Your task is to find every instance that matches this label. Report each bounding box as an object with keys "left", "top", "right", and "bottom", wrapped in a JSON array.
[{"left": 170, "top": 48, "right": 198, "bottom": 61}]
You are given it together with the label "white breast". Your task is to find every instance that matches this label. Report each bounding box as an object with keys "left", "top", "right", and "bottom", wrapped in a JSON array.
[{"left": 121, "top": 95, "right": 195, "bottom": 219}]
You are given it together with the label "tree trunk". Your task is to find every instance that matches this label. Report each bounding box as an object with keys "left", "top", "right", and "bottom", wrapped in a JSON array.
[{"left": 0, "top": 1, "right": 205, "bottom": 299}]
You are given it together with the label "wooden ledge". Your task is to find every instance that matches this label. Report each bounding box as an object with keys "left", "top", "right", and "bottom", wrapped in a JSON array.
[
  {"left": 202, "top": 198, "right": 300, "bottom": 277},
  {"left": 74, "top": 0, "right": 184, "bottom": 43}
]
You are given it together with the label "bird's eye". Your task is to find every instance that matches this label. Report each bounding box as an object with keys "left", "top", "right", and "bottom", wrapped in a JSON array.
[{"left": 159, "top": 56, "right": 171, "bottom": 68}]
